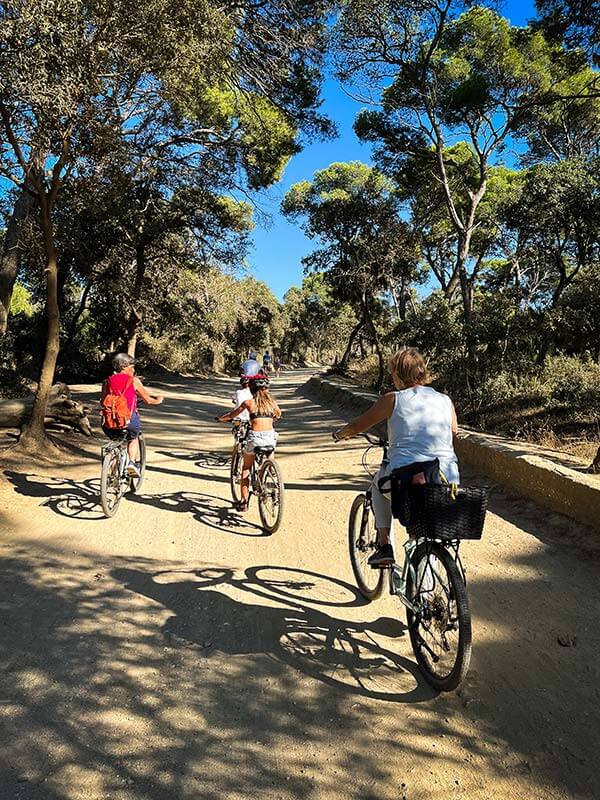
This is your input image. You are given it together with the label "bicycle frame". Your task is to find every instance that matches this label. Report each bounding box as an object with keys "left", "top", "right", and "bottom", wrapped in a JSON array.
[
  {"left": 102, "top": 437, "right": 129, "bottom": 485},
  {"left": 249, "top": 451, "right": 268, "bottom": 495},
  {"left": 358, "top": 434, "right": 463, "bottom": 617}
]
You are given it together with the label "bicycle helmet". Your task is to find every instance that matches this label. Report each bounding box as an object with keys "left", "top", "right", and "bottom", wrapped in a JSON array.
[
  {"left": 240, "top": 357, "right": 261, "bottom": 377},
  {"left": 112, "top": 352, "right": 135, "bottom": 372},
  {"left": 249, "top": 374, "right": 270, "bottom": 394}
]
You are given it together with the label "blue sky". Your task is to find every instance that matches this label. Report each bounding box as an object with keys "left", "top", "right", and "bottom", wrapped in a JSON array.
[{"left": 246, "top": 0, "right": 537, "bottom": 301}]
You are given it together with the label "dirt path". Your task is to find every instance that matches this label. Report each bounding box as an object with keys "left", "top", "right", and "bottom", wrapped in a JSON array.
[{"left": 0, "top": 371, "right": 599, "bottom": 800}]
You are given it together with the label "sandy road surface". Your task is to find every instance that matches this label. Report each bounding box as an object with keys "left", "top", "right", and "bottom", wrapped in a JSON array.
[{"left": 0, "top": 370, "right": 599, "bottom": 800}]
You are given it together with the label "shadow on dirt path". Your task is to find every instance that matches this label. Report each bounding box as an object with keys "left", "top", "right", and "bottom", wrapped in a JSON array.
[{"left": 1, "top": 371, "right": 599, "bottom": 799}]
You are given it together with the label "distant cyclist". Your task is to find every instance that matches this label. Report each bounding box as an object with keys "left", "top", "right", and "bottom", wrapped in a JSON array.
[
  {"left": 240, "top": 354, "right": 261, "bottom": 378},
  {"left": 216, "top": 375, "right": 281, "bottom": 511},
  {"left": 101, "top": 353, "right": 163, "bottom": 477},
  {"left": 333, "top": 347, "right": 459, "bottom": 568},
  {"left": 263, "top": 350, "right": 272, "bottom": 373}
]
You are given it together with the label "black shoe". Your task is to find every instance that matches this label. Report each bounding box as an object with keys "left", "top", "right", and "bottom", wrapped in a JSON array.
[{"left": 368, "top": 544, "right": 394, "bottom": 568}]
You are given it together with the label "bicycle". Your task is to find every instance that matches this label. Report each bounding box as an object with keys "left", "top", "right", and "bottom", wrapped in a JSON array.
[
  {"left": 230, "top": 419, "right": 249, "bottom": 505},
  {"left": 100, "top": 432, "right": 146, "bottom": 518},
  {"left": 348, "top": 433, "right": 487, "bottom": 692},
  {"left": 230, "top": 440, "right": 285, "bottom": 534}
]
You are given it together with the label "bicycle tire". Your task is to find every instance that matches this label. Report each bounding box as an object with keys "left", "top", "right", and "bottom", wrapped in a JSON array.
[
  {"left": 129, "top": 434, "right": 147, "bottom": 494},
  {"left": 230, "top": 447, "right": 243, "bottom": 504},
  {"left": 406, "top": 542, "right": 471, "bottom": 692},
  {"left": 100, "top": 449, "right": 122, "bottom": 518},
  {"left": 348, "top": 494, "right": 385, "bottom": 601},
  {"left": 258, "top": 457, "right": 284, "bottom": 533}
]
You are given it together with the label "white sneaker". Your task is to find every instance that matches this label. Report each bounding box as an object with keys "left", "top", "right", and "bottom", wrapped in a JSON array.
[{"left": 127, "top": 460, "right": 141, "bottom": 478}]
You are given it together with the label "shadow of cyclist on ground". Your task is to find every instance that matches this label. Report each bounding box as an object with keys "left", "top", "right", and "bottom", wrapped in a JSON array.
[
  {"left": 127, "top": 490, "right": 269, "bottom": 537},
  {"left": 112, "top": 565, "right": 433, "bottom": 704},
  {"left": 3, "top": 470, "right": 104, "bottom": 520}
]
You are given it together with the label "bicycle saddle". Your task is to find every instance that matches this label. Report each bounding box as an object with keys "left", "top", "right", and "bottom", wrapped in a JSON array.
[{"left": 254, "top": 446, "right": 274, "bottom": 455}]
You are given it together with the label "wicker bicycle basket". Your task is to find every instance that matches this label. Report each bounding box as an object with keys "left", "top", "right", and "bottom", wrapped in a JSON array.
[{"left": 402, "top": 485, "right": 489, "bottom": 540}]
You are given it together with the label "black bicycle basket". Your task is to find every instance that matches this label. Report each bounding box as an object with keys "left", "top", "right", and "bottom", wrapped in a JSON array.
[{"left": 400, "top": 484, "right": 488, "bottom": 540}]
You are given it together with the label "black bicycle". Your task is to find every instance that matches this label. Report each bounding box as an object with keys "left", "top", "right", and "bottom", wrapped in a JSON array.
[
  {"left": 100, "top": 432, "right": 146, "bottom": 518},
  {"left": 348, "top": 433, "right": 487, "bottom": 692},
  {"left": 230, "top": 439, "right": 284, "bottom": 534}
]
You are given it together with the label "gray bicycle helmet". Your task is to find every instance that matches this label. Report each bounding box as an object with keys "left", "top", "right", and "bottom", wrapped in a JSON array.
[{"left": 112, "top": 352, "right": 135, "bottom": 372}]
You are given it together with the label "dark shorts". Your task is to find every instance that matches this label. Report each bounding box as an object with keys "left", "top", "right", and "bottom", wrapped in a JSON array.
[{"left": 103, "top": 411, "right": 141, "bottom": 441}]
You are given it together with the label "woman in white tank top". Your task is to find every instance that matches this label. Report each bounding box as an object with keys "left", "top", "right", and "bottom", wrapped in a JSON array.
[{"left": 333, "top": 348, "right": 459, "bottom": 568}]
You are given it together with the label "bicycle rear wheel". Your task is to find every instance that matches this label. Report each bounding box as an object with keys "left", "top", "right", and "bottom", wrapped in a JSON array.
[
  {"left": 258, "top": 457, "right": 284, "bottom": 533},
  {"left": 406, "top": 542, "right": 471, "bottom": 692},
  {"left": 129, "top": 434, "right": 147, "bottom": 494},
  {"left": 100, "top": 449, "right": 123, "bottom": 518},
  {"left": 348, "top": 494, "right": 385, "bottom": 601},
  {"left": 230, "top": 446, "right": 243, "bottom": 503}
]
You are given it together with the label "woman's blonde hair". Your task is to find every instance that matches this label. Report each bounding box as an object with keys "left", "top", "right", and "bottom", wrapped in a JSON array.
[
  {"left": 389, "top": 347, "right": 430, "bottom": 387},
  {"left": 254, "top": 387, "right": 280, "bottom": 417}
]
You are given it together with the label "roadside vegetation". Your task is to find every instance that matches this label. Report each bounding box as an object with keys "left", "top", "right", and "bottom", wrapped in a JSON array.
[{"left": 1, "top": 0, "right": 599, "bottom": 459}]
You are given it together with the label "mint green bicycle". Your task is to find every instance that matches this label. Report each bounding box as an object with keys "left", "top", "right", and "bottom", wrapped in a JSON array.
[{"left": 348, "top": 434, "right": 487, "bottom": 692}]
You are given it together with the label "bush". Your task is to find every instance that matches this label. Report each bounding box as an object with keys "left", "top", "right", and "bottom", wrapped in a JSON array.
[{"left": 456, "top": 355, "right": 600, "bottom": 443}]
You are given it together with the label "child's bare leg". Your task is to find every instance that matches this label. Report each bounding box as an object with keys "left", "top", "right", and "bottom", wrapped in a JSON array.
[
  {"left": 241, "top": 453, "right": 254, "bottom": 503},
  {"left": 128, "top": 437, "right": 140, "bottom": 462}
]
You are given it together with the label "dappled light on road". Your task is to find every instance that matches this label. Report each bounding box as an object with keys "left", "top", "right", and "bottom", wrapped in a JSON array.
[{"left": 0, "top": 372, "right": 599, "bottom": 799}]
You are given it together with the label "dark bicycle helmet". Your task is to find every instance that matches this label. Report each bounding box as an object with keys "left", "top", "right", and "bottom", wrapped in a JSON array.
[
  {"left": 249, "top": 373, "right": 270, "bottom": 394},
  {"left": 112, "top": 352, "right": 135, "bottom": 372}
]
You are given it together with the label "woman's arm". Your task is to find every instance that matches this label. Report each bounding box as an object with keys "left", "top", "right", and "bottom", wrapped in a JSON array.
[
  {"left": 334, "top": 393, "right": 395, "bottom": 440},
  {"left": 218, "top": 400, "right": 250, "bottom": 422},
  {"left": 451, "top": 401, "right": 458, "bottom": 434},
  {"left": 134, "top": 377, "right": 163, "bottom": 405},
  {"left": 273, "top": 401, "right": 282, "bottom": 419}
]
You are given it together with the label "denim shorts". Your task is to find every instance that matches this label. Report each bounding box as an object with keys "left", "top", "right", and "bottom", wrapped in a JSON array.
[
  {"left": 103, "top": 410, "right": 141, "bottom": 441},
  {"left": 243, "top": 429, "right": 278, "bottom": 454}
]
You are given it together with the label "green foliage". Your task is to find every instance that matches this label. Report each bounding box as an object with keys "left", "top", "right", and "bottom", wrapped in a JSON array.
[
  {"left": 281, "top": 273, "right": 357, "bottom": 362},
  {"left": 9, "top": 283, "right": 34, "bottom": 317},
  {"left": 138, "top": 268, "right": 283, "bottom": 374}
]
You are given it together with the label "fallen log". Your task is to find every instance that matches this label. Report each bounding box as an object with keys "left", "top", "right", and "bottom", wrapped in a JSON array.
[{"left": 0, "top": 383, "right": 93, "bottom": 435}]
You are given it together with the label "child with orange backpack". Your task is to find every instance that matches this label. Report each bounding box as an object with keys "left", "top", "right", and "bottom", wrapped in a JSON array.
[{"left": 101, "top": 353, "right": 163, "bottom": 477}]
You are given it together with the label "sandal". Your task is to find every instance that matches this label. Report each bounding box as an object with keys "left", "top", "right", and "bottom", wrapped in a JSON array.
[{"left": 236, "top": 499, "right": 249, "bottom": 512}]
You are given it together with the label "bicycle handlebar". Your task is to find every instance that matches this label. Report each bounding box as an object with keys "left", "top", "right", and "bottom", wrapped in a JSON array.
[
  {"left": 359, "top": 432, "right": 388, "bottom": 447},
  {"left": 332, "top": 429, "right": 388, "bottom": 447}
]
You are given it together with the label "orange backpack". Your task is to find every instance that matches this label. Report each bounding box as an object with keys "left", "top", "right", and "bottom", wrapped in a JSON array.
[{"left": 101, "top": 377, "right": 134, "bottom": 430}]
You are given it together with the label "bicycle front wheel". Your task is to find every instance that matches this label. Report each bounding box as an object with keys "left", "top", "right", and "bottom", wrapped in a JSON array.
[
  {"left": 406, "top": 542, "right": 471, "bottom": 692},
  {"left": 129, "top": 434, "right": 147, "bottom": 494},
  {"left": 258, "top": 457, "right": 284, "bottom": 533},
  {"left": 348, "top": 494, "right": 384, "bottom": 601},
  {"left": 100, "top": 449, "right": 122, "bottom": 518},
  {"left": 230, "top": 446, "right": 243, "bottom": 504}
]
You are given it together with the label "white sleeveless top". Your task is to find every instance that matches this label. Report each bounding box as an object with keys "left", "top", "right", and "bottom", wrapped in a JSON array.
[{"left": 387, "top": 386, "right": 460, "bottom": 483}]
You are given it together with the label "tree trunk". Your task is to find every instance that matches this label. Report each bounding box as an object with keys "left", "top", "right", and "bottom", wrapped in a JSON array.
[
  {"left": 365, "top": 308, "right": 385, "bottom": 391},
  {"left": 0, "top": 383, "right": 91, "bottom": 434},
  {"left": 126, "top": 244, "right": 146, "bottom": 357},
  {"left": 339, "top": 311, "right": 366, "bottom": 372},
  {"left": 19, "top": 198, "right": 61, "bottom": 449},
  {"left": 0, "top": 185, "right": 35, "bottom": 335}
]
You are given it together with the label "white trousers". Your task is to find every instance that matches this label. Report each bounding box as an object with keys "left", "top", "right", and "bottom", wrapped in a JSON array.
[{"left": 371, "top": 464, "right": 393, "bottom": 529}]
